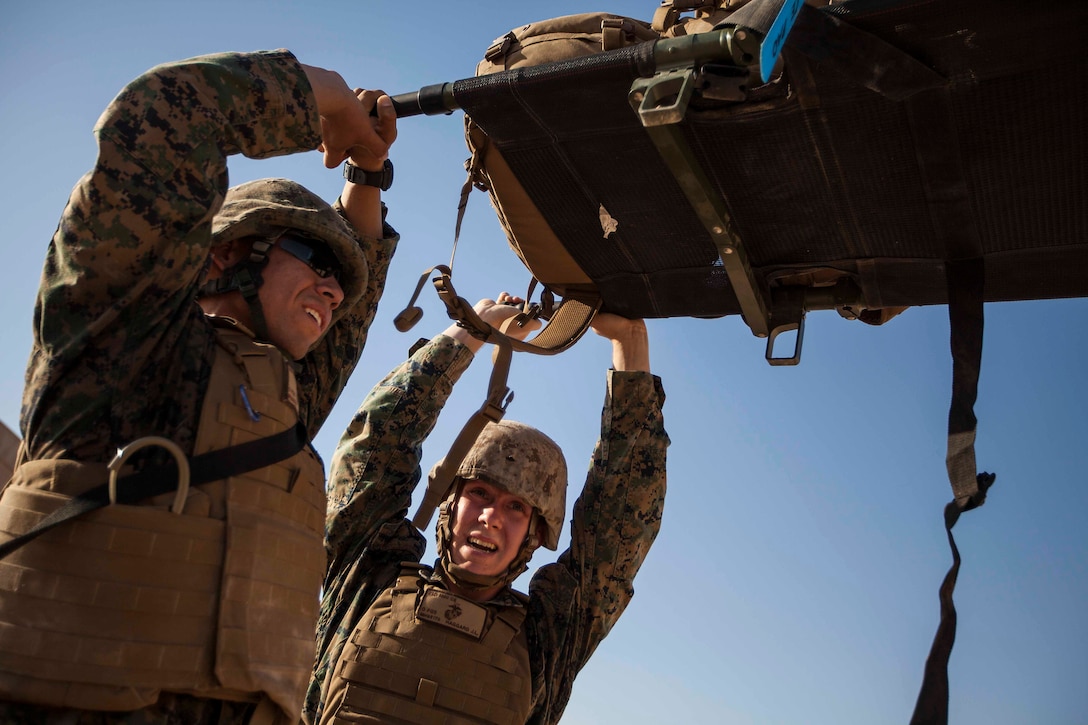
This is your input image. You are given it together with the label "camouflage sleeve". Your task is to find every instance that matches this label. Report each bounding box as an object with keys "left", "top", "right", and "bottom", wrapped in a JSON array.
[
  {"left": 41, "top": 49, "right": 318, "bottom": 351},
  {"left": 23, "top": 50, "right": 320, "bottom": 454},
  {"left": 323, "top": 334, "right": 474, "bottom": 563},
  {"left": 296, "top": 202, "right": 400, "bottom": 437},
  {"left": 526, "top": 370, "right": 668, "bottom": 724}
]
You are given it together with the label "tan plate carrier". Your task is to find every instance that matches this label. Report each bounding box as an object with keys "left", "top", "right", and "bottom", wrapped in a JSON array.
[{"left": 0, "top": 322, "right": 326, "bottom": 721}]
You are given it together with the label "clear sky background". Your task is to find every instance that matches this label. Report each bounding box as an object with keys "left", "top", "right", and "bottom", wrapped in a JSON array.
[{"left": 2, "top": 2, "right": 1086, "bottom": 723}]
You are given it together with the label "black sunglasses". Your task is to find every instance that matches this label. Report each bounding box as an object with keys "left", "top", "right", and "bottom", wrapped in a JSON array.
[{"left": 277, "top": 234, "right": 343, "bottom": 281}]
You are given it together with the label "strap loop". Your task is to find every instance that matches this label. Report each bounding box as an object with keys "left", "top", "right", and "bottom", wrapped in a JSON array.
[
  {"left": 108, "top": 436, "right": 191, "bottom": 514},
  {"left": 394, "top": 265, "right": 601, "bottom": 356}
]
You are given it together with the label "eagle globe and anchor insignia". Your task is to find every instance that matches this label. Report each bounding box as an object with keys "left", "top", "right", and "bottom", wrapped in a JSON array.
[
  {"left": 444, "top": 601, "right": 463, "bottom": 622},
  {"left": 416, "top": 587, "right": 488, "bottom": 639}
]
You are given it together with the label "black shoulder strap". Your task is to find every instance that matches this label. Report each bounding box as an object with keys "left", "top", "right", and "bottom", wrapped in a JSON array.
[
  {"left": 0, "top": 421, "right": 308, "bottom": 559},
  {"left": 906, "top": 81, "right": 996, "bottom": 723},
  {"left": 909, "top": 256, "right": 996, "bottom": 725},
  {"left": 783, "top": 7, "right": 1000, "bottom": 721}
]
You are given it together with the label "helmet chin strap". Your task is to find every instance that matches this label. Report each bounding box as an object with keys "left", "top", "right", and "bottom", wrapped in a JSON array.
[{"left": 198, "top": 240, "right": 274, "bottom": 341}]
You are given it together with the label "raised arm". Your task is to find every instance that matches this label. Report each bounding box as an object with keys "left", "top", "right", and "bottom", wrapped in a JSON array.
[
  {"left": 276, "top": 79, "right": 400, "bottom": 435},
  {"left": 25, "top": 51, "right": 332, "bottom": 456},
  {"left": 591, "top": 313, "right": 650, "bottom": 373},
  {"left": 323, "top": 293, "right": 541, "bottom": 562},
  {"left": 527, "top": 313, "right": 668, "bottom": 724},
  {"left": 44, "top": 52, "right": 321, "bottom": 339},
  {"left": 337, "top": 89, "right": 397, "bottom": 240}
]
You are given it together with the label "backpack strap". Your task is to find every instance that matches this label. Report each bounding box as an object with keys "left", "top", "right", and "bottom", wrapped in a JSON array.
[
  {"left": 0, "top": 421, "right": 309, "bottom": 559},
  {"left": 433, "top": 267, "right": 600, "bottom": 356},
  {"left": 450, "top": 162, "right": 601, "bottom": 357},
  {"left": 411, "top": 325, "right": 515, "bottom": 531},
  {"left": 394, "top": 265, "right": 601, "bottom": 357}
]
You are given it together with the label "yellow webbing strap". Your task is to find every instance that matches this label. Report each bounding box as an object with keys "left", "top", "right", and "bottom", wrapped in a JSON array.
[
  {"left": 435, "top": 268, "right": 600, "bottom": 356},
  {"left": 395, "top": 266, "right": 602, "bottom": 356}
]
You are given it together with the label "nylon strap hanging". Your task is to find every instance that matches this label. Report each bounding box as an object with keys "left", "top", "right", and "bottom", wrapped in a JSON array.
[
  {"left": 905, "top": 82, "right": 995, "bottom": 725},
  {"left": 778, "top": 11, "right": 996, "bottom": 720},
  {"left": 909, "top": 254, "right": 995, "bottom": 725},
  {"left": 0, "top": 421, "right": 309, "bottom": 559}
]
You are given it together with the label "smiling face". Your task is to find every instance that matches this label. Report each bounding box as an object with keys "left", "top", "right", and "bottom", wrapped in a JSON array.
[
  {"left": 258, "top": 242, "right": 345, "bottom": 359},
  {"left": 449, "top": 479, "right": 534, "bottom": 581},
  {"left": 202, "top": 236, "right": 345, "bottom": 360}
]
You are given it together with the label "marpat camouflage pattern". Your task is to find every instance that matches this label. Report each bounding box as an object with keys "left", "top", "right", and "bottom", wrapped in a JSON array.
[
  {"left": 305, "top": 334, "right": 668, "bottom": 725},
  {"left": 1, "top": 50, "right": 398, "bottom": 724}
]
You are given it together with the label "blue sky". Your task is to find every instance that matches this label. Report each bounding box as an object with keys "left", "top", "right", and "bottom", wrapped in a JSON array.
[{"left": 2, "top": 2, "right": 1085, "bottom": 723}]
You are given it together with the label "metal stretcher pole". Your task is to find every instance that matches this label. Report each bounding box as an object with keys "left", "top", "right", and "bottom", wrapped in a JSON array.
[
  {"left": 385, "top": 0, "right": 808, "bottom": 363},
  {"left": 387, "top": 0, "right": 801, "bottom": 117}
]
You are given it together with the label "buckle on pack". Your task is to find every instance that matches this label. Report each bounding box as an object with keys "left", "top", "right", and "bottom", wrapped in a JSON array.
[
  {"left": 601, "top": 17, "right": 640, "bottom": 50},
  {"left": 484, "top": 31, "right": 517, "bottom": 63}
]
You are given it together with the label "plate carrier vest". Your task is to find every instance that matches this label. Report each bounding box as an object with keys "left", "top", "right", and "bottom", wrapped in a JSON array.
[
  {"left": 0, "top": 320, "right": 326, "bottom": 722},
  {"left": 323, "top": 563, "right": 533, "bottom": 725}
]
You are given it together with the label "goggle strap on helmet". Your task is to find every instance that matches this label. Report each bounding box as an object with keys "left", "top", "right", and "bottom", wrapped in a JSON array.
[{"left": 248, "top": 238, "right": 274, "bottom": 263}]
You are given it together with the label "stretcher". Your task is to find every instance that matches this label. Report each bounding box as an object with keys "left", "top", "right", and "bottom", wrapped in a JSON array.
[
  {"left": 391, "top": 0, "right": 1086, "bottom": 363},
  {"left": 388, "top": 1, "right": 1086, "bottom": 722}
]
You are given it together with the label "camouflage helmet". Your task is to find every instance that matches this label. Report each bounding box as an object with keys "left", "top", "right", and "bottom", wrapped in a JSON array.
[
  {"left": 211, "top": 178, "right": 369, "bottom": 316},
  {"left": 455, "top": 420, "right": 567, "bottom": 550}
]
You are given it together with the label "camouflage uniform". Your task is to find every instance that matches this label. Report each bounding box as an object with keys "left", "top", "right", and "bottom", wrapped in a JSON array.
[
  {"left": 305, "top": 334, "right": 669, "bottom": 725},
  {"left": 20, "top": 49, "right": 396, "bottom": 462},
  {"left": 0, "top": 50, "right": 398, "bottom": 723}
]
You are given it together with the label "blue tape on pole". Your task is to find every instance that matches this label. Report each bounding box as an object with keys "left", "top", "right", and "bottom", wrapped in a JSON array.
[{"left": 761, "top": 0, "right": 804, "bottom": 82}]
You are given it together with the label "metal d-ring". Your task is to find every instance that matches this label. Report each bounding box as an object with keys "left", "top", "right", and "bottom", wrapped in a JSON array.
[{"left": 107, "top": 436, "right": 191, "bottom": 515}]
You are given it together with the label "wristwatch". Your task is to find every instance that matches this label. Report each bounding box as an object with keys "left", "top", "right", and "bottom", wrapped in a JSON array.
[{"left": 343, "top": 159, "right": 394, "bottom": 191}]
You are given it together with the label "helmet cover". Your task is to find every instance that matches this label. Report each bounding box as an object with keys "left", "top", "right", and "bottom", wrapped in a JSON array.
[
  {"left": 455, "top": 420, "right": 567, "bottom": 550},
  {"left": 211, "top": 178, "right": 369, "bottom": 319}
]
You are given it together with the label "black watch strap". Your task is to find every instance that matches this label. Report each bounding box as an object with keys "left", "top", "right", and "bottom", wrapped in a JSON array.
[{"left": 343, "top": 159, "right": 393, "bottom": 191}]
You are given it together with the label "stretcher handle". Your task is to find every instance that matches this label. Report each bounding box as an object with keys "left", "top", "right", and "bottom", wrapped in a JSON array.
[
  {"left": 386, "top": 0, "right": 799, "bottom": 118},
  {"left": 389, "top": 83, "right": 459, "bottom": 118}
]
